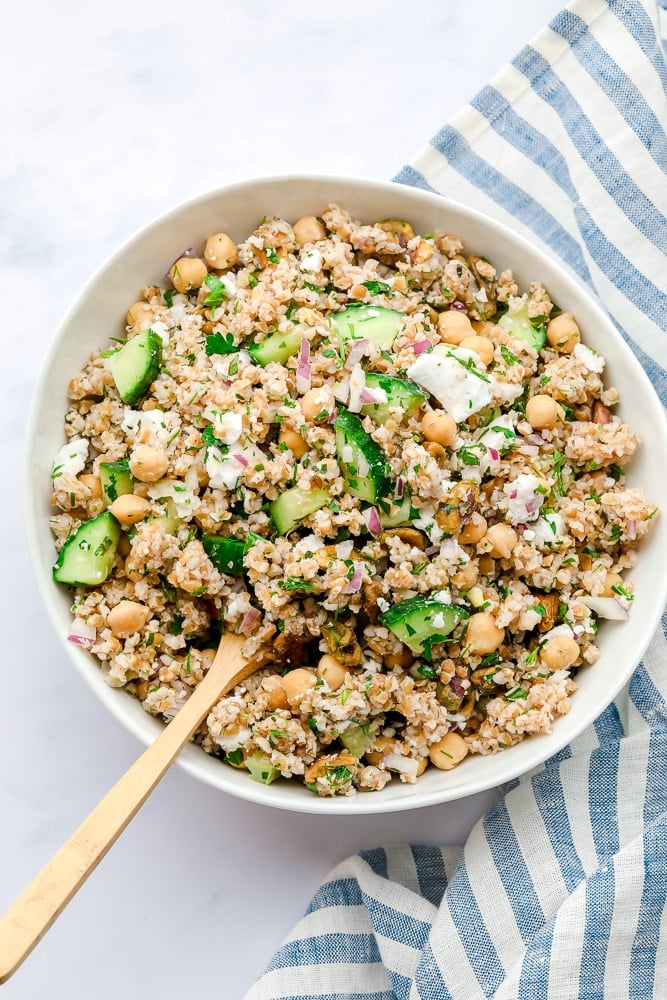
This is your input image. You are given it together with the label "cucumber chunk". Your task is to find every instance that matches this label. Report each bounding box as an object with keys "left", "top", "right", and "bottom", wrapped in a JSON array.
[
  {"left": 361, "top": 373, "right": 428, "bottom": 424},
  {"left": 332, "top": 305, "right": 403, "bottom": 351},
  {"left": 245, "top": 751, "right": 280, "bottom": 784},
  {"left": 334, "top": 408, "right": 390, "bottom": 503},
  {"left": 270, "top": 486, "right": 329, "bottom": 535},
  {"left": 498, "top": 305, "right": 546, "bottom": 352},
  {"left": 377, "top": 491, "right": 413, "bottom": 527},
  {"left": 248, "top": 327, "right": 303, "bottom": 366},
  {"left": 105, "top": 329, "right": 163, "bottom": 405},
  {"left": 154, "top": 497, "right": 181, "bottom": 535},
  {"left": 379, "top": 595, "right": 468, "bottom": 655},
  {"left": 340, "top": 723, "right": 374, "bottom": 758},
  {"left": 53, "top": 512, "right": 121, "bottom": 587},
  {"left": 99, "top": 460, "right": 133, "bottom": 503},
  {"left": 203, "top": 535, "right": 245, "bottom": 575}
]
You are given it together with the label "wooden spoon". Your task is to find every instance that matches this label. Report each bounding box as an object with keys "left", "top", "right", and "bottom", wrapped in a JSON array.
[{"left": 0, "top": 632, "right": 254, "bottom": 984}]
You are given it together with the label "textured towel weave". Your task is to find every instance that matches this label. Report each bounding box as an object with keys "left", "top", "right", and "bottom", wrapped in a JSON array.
[{"left": 247, "top": 1, "right": 667, "bottom": 996}]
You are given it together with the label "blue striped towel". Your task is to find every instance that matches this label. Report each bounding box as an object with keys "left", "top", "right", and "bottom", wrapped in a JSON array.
[{"left": 247, "top": 0, "right": 667, "bottom": 996}]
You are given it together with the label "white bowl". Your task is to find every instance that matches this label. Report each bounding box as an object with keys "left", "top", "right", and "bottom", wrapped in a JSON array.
[{"left": 25, "top": 175, "right": 667, "bottom": 814}]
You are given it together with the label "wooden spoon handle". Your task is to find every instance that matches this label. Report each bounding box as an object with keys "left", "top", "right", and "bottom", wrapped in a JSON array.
[{"left": 0, "top": 665, "right": 225, "bottom": 984}]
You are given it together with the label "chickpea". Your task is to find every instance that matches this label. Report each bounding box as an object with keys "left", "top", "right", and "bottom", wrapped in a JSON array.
[
  {"left": 204, "top": 232, "right": 238, "bottom": 271},
  {"left": 459, "top": 513, "right": 488, "bottom": 544},
  {"left": 317, "top": 654, "right": 347, "bottom": 691},
  {"left": 601, "top": 572, "right": 624, "bottom": 598},
  {"left": 546, "top": 312, "right": 580, "bottom": 353},
  {"left": 428, "top": 732, "right": 469, "bottom": 770},
  {"left": 437, "top": 309, "right": 474, "bottom": 344},
  {"left": 282, "top": 667, "right": 317, "bottom": 708},
  {"left": 460, "top": 335, "right": 495, "bottom": 366},
  {"left": 383, "top": 647, "right": 414, "bottom": 669},
  {"left": 129, "top": 446, "right": 169, "bottom": 483},
  {"left": 301, "top": 386, "right": 332, "bottom": 421},
  {"left": 107, "top": 600, "right": 150, "bottom": 637},
  {"left": 424, "top": 441, "right": 447, "bottom": 464},
  {"left": 350, "top": 283, "right": 368, "bottom": 300},
  {"left": 365, "top": 735, "right": 400, "bottom": 766},
  {"left": 525, "top": 394, "right": 563, "bottom": 430},
  {"left": 278, "top": 426, "right": 309, "bottom": 459},
  {"left": 293, "top": 215, "right": 326, "bottom": 247},
  {"left": 80, "top": 474, "right": 102, "bottom": 499},
  {"left": 472, "top": 320, "right": 496, "bottom": 337},
  {"left": 452, "top": 560, "right": 478, "bottom": 591},
  {"left": 126, "top": 301, "right": 154, "bottom": 331},
  {"left": 540, "top": 633, "right": 580, "bottom": 671},
  {"left": 108, "top": 494, "right": 151, "bottom": 526},
  {"left": 421, "top": 410, "right": 457, "bottom": 447},
  {"left": 169, "top": 256, "right": 208, "bottom": 293},
  {"left": 415, "top": 756, "right": 428, "bottom": 776},
  {"left": 264, "top": 676, "right": 289, "bottom": 711},
  {"left": 478, "top": 554, "right": 495, "bottom": 575},
  {"left": 465, "top": 612, "right": 505, "bottom": 655},
  {"left": 485, "top": 523, "right": 517, "bottom": 559}
]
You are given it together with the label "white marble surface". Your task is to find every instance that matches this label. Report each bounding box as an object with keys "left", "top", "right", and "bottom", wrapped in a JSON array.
[{"left": 1, "top": 1, "right": 564, "bottom": 996}]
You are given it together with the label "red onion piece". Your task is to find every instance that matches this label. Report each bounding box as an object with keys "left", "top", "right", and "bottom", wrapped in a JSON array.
[
  {"left": 67, "top": 619, "right": 96, "bottom": 649},
  {"left": 579, "top": 596, "right": 629, "bottom": 621},
  {"left": 518, "top": 444, "right": 540, "bottom": 456},
  {"left": 424, "top": 545, "right": 439, "bottom": 557},
  {"left": 345, "top": 338, "right": 372, "bottom": 367},
  {"left": 233, "top": 452, "right": 249, "bottom": 467},
  {"left": 509, "top": 488, "right": 518, "bottom": 500},
  {"left": 239, "top": 607, "right": 261, "bottom": 632},
  {"left": 525, "top": 499, "right": 540, "bottom": 514},
  {"left": 487, "top": 446, "right": 500, "bottom": 462},
  {"left": 450, "top": 675, "right": 466, "bottom": 699},
  {"left": 359, "top": 387, "right": 383, "bottom": 405},
  {"left": 413, "top": 339, "right": 432, "bottom": 355},
  {"left": 625, "top": 520, "right": 637, "bottom": 539},
  {"left": 450, "top": 301, "right": 467, "bottom": 312},
  {"left": 344, "top": 563, "right": 364, "bottom": 593},
  {"left": 525, "top": 432, "right": 544, "bottom": 446},
  {"left": 396, "top": 477, "right": 404, "bottom": 498},
  {"left": 165, "top": 246, "right": 196, "bottom": 278},
  {"left": 296, "top": 337, "right": 312, "bottom": 393},
  {"left": 364, "top": 506, "right": 382, "bottom": 538}
]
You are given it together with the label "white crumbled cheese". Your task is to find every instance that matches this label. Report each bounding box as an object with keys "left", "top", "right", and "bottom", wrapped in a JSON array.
[
  {"left": 407, "top": 348, "right": 493, "bottom": 421},
  {"left": 147, "top": 479, "right": 201, "bottom": 519},
  {"left": 217, "top": 272, "right": 237, "bottom": 298},
  {"left": 432, "top": 612, "right": 446, "bottom": 629},
  {"left": 504, "top": 474, "right": 545, "bottom": 524},
  {"left": 214, "top": 349, "right": 249, "bottom": 379},
  {"left": 121, "top": 408, "right": 181, "bottom": 451},
  {"left": 492, "top": 381, "right": 525, "bottom": 406},
  {"left": 529, "top": 512, "right": 564, "bottom": 547},
  {"left": 477, "top": 412, "right": 517, "bottom": 474},
  {"left": 300, "top": 249, "right": 323, "bottom": 273},
  {"left": 574, "top": 342, "right": 605, "bottom": 374},
  {"left": 150, "top": 321, "right": 170, "bottom": 346},
  {"left": 347, "top": 363, "right": 367, "bottom": 413},
  {"left": 432, "top": 589, "right": 452, "bottom": 604},
  {"left": 52, "top": 438, "right": 88, "bottom": 478},
  {"left": 205, "top": 446, "right": 243, "bottom": 490},
  {"left": 377, "top": 596, "right": 390, "bottom": 613},
  {"left": 341, "top": 445, "right": 354, "bottom": 464},
  {"left": 203, "top": 408, "right": 243, "bottom": 446},
  {"left": 412, "top": 505, "right": 443, "bottom": 544}
]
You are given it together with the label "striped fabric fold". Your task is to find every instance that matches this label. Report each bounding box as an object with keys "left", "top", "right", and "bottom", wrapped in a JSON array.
[{"left": 247, "top": 1, "right": 667, "bottom": 996}]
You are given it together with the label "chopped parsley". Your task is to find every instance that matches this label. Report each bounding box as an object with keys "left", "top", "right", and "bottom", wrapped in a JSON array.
[
  {"left": 278, "top": 577, "right": 316, "bottom": 592},
  {"left": 205, "top": 331, "right": 238, "bottom": 356},
  {"left": 203, "top": 273, "right": 227, "bottom": 309}
]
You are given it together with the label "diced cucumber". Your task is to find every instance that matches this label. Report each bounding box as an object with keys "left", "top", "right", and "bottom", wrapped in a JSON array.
[
  {"left": 245, "top": 751, "right": 280, "bottom": 784},
  {"left": 340, "top": 723, "right": 374, "bottom": 758},
  {"left": 53, "top": 512, "right": 121, "bottom": 587},
  {"left": 379, "top": 595, "right": 468, "bottom": 656},
  {"left": 377, "top": 491, "right": 413, "bottom": 527},
  {"left": 105, "top": 328, "right": 163, "bottom": 405},
  {"left": 270, "top": 486, "right": 329, "bottom": 535},
  {"left": 361, "top": 373, "right": 428, "bottom": 424},
  {"left": 334, "top": 408, "right": 390, "bottom": 503},
  {"left": 203, "top": 535, "right": 245, "bottom": 574},
  {"left": 154, "top": 498, "right": 181, "bottom": 535},
  {"left": 247, "top": 327, "right": 303, "bottom": 366},
  {"left": 99, "top": 460, "right": 133, "bottom": 503},
  {"left": 332, "top": 305, "right": 403, "bottom": 351},
  {"left": 498, "top": 305, "right": 546, "bottom": 352}
]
